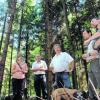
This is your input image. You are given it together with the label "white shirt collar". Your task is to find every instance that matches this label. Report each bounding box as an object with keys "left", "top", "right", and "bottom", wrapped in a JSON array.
[{"left": 55, "top": 52, "right": 62, "bottom": 56}]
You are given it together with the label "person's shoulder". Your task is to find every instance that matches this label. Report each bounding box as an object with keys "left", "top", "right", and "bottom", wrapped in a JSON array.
[
  {"left": 41, "top": 60, "right": 46, "bottom": 63},
  {"left": 90, "top": 39, "right": 96, "bottom": 44},
  {"left": 62, "top": 52, "right": 69, "bottom": 55},
  {"left": 24, "top": 63, "right": 27, "bottom": 66},
  {"left": 12, "top": 63, "right": 17, "bottom": 67},
  {"left": 32, "top": 61, "right": 36, "bottom": 65},
  {"left": 96, "top": 30, "right": 100, "bottom": 33},
  {"left": 62, "top": 52, "right": 72, "bottom": 57}
]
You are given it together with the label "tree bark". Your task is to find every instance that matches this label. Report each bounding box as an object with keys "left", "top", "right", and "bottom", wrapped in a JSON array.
[
  {"left": 62, "top": 0, "right": 70, "bottom": 39},
  {"left": 44, "top": 0, "right": 53, "bottom": 99},
  {"left": 8, "top": 34, "right": 14, "bottom": 95},
  {"left": 17, "top": 1, "right": 25, "bottom": 53},
  {"left": 0, "top": 12, "right": 7, "bottom": 53},
  {"left": 0, "top": 0, "right": 17, "bottom": 94}
]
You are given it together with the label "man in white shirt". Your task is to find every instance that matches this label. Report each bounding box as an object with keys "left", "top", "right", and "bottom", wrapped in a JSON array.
[
  {"left": 50, "top": 44, "right": 74, "bottom": 88},
  {"left": 32, "top": 54, "right": 47, "bottom": 100}
]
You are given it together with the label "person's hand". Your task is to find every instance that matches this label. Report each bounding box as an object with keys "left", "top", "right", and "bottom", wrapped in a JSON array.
[
  {"left": 86, "top": 55, "right": 98, "bottom": 62},
  {"left": 84, "top": 39, "right": 90, "bottom": 45},
  {"left": 68, "top": 69, "right": 73, "bottom": 73},
  {"left": 48, "top": 67, "right": 53, "bottom": 71},
  {"left": 82, "top": 54, "right": 89, "bottom": 60},
  {"left": 39, "top": 68, "right": 44, "bottom": 71}
]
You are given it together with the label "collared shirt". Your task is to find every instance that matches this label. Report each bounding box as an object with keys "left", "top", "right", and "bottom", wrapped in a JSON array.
[
  {"left": 50, "top": 52, "right": 74, "bottom": 73},
  {"left": 97, "top": 29, "right": 100, "bottom": 32},
  {"left": 87, "top": 40, "right": 95, "bottom": 53},
  {"left": 32, "top": 60, "right": 47, "bottom": 75},
  {"left": 12, "top": 63, "right": 28, "bottom": 79}
]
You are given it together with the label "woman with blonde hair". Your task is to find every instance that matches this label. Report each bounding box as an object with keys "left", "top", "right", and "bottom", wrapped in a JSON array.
[{"left": 11, "top": 53, "right": 28, "bottom": 100}]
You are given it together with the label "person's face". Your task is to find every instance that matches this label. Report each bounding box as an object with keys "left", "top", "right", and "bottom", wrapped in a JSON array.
[
  {"left": 82, "top": 31, "right": 91, "bottom": 40},
  {"left": 91, "top": 19, "right": 98, "bottom": 28},
  {"left": 54, "top": 46, "right": 61, "bottom": 54},
  {"left": 36, "top": 55, "right": 41, "bottom": 61},
  {"left": 17, "top": 57, "right": 23, "bottom": 63}
]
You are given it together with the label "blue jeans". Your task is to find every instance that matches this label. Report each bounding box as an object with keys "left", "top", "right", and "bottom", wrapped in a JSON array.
[{"left": 55, "top": 72, "right": 71, "bottom": 88}]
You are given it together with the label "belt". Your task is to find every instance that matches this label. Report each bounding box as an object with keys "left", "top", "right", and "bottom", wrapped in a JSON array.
[
  {"left": 55, "top": 71, "right": 69, "bottom": 74},
  {"left": 35, "top": 74, "right": 45, "bottom": 76}
]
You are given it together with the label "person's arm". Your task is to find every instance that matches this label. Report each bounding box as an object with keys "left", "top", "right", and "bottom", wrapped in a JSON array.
[
  {"left": 48, "top": 59, "right": 54, "bottom": 72},
  {"left": 22, "top": 63, "right": 28, "bottom": 73},
  {"left": 68, "top": 60, "right": 74, "bottom": 72},
  {"left": 39, "top": 61, "right": 48, "bottom": 71},
  {"left": 32, "top": 63, "right": 41, "bottom": 72},
  {"left": 84, "top": 32, "right": 100, "bottom": 45},
  {"left": 66, "top": 53, "right": 74, "bottom": 72},
  {"left": 82, "top": 50, "right": 98, "bottom": 61},
  {"left": 11, "top": 64, "right": 16, "bottom": 74},
  {"left": 32, "top": 67, "right": 41, "bottom": 72},
  {"left": 11, "top": 64, "right": 20, "bottom": 74},
  {"left": 82, "top": 53, "right": 89, "bottom": 60},
  {"left": 93, "top": 39, "right": 100, "bottom": 49}
]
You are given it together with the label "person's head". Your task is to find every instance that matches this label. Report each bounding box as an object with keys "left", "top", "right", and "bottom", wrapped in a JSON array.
[
  {"left": 91, "top": 18, "right": 100, "bottom": 28},
  {"left": 53, "top": 44, "right": 61, "bottom": 54},
  {"left": 82, "top": 30, "right": 92, "bottom": 40},
  {"left": 16, "top": 52, "right": 23, "bottom": 63},
  {"left": 35, "top": 54, "right": 41, "bottom": 62}
]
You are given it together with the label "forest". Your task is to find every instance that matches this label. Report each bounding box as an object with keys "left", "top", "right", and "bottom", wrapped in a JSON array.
[{"left": 0, "top": 0, "right": 100, "bottom": 99}]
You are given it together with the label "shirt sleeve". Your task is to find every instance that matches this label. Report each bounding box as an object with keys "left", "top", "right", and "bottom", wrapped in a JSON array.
[
  {"left": 32, "top": 62, "right": 36, "bottom": 70},
  {"left": 49, "top": 58, "right": 54, "bottom": 68},
  {"left": 43, "top": 61, "right": 47, "bottom": 70},
  {"left": 65, "top": 52, "right": 74, "bottom": 64}
]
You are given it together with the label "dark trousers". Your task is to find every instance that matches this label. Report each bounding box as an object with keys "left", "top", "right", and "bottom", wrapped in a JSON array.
[
  {"left": 12, "top": 78, "right": 24, "bottom": 100},
  {"left": 34, "top": 74, "right": 47, "bottom": 99}
]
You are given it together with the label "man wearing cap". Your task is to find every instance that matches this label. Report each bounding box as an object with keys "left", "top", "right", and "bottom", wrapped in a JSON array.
[{"left": 50, "top": 44, "right": 74, "bottom": 88}]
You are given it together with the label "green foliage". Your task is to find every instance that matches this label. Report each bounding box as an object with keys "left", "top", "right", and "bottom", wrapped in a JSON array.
[{"left": 0, "top": 0, "right": 100, "bottom": 97}]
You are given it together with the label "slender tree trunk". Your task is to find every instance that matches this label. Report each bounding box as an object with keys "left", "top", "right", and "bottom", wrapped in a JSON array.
[
  {"left": 62, "top": 0, "right": 78, "bottom": 89},
  {"left": 62, "top": 0, "right": 70, "bottom": 39},
  {"left": 0, "top": 12, "right": 7, "bottom": 53},
  {"left": 0, "top": 0, "right": 17, "bottom": 94},
  {"left": 44, "top": 0, "right": 53, "bottom": 99},
  {"left": 73, "top": 0, "right": 88, "bottom": 84},
  {"left": 8, "top": 34, "right": 14, "bottom": 95},
  {"left": 17, "top": 1, "right": 25, "bottom": 53},
  {"left": 17, "top": 10, "right": 23, "bottom": 53},
  {"left": 25, "top": 32, "right": 29, "bottom": 64}
]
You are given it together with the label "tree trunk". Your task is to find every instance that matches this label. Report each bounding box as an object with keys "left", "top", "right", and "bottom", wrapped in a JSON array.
[
  {"left": 17, "top": 1, "right": 25, "bottom": 53},
  {"left": 8, "top": 34, "right": 14, "bottom": 95},
  {"left": 25, "top": 32, "right": 29, "bottom": 64},
  {"left": 0, "top": 12, "right": 7, "bottom": 53},
  {"left": 73, "top": 0, "right": 88, "bottom": 85},
  {"left": 0, "top": 0, "right": 17, "bottom": 94},
  {"left": 62, "top": 0, "right": 70, "bottom": 39},
  {"left": 44, "top": 0, "right": 53, "bottom": 99}
]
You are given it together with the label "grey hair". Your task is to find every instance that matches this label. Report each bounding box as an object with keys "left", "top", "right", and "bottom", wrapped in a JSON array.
[{"left": 53, "top": 44, "right": 61, "bottom": 49}]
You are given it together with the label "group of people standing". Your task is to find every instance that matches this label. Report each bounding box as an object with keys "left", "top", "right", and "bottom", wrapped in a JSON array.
[
  {"left": 11, "top": 18, "right": 100, "bottom": 100},
  {"left": 11, "top": 44, "right": 74, "bottom": 100},
  {"left": 31, "top": 44, "right": 74, "bottom": 100}
]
